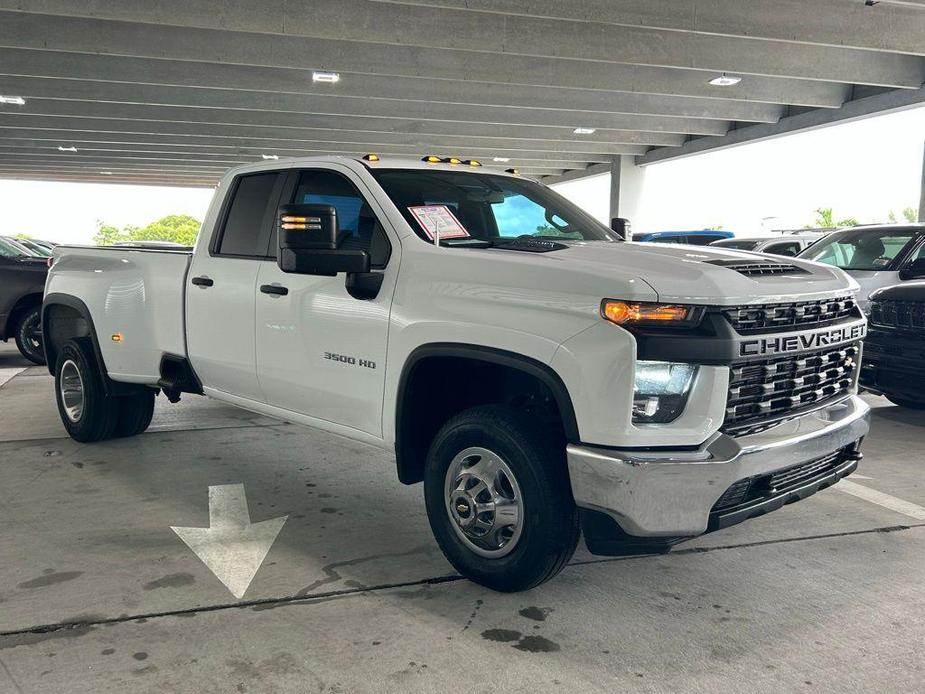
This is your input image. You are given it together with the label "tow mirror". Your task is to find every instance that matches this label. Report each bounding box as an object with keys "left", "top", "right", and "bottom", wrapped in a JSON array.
[
  {"left": 899, "top": 257, "right": 925, "bottom": 281},
  {"left": 277, "top": 203, "right": 370, "bottom": 276},
  {"left": 610, "top": 217, "right": 630, "bottom": 240}
]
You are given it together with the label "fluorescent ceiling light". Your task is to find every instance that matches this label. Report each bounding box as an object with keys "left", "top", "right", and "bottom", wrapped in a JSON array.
[
  {"left": 709, "top": 73, "right": 741, "bottom": 87},
  {"left": 573, "top": 127, "right": 596, "bottom": 135},
  {"left": 261, "top": 154, "right": 279, "bottom": 160},
  {"left": 99, "top": 171, "right": 113, "bottom": 175},
  {"left": 492, "top": 157, "right": 511, "bottom": 163},
  {"left": 57, "top": 146, "right": 78, "bottom": 152},
  {"left": 0, "top": 95, "right": 25, "bottom": 105},
  {"left": 312, "top": 71, "right": 340, "bottom": 83}
]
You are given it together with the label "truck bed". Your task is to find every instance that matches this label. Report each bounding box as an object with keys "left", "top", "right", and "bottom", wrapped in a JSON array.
[{"left": 47, "top": 246, "right": 192, "bottom": 384}]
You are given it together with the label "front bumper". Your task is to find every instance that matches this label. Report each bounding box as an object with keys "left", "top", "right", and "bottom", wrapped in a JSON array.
[{"left": 567, "top": 394, "right": 870, "bottom": 538}]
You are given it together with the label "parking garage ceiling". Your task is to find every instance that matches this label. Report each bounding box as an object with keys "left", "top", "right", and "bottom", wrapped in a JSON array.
[{"left": 0, "top": 0, "right": 924, "bottom": 187}]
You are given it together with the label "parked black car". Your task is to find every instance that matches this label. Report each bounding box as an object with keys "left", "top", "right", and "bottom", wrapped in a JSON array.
[
  {"left": 0, "top": 237, "right": 48, "bottom": 364},
  {"left": 860, "top": 281, "right": 925, "bottom": 409}
]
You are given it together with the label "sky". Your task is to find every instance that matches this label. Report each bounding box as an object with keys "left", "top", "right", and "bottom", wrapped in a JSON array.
[
  {"left": 0, "top": 105, "right": 922, "bottom": 245},
  {"left": 553, "top": 105, "right": 924, "bottom": 237}
]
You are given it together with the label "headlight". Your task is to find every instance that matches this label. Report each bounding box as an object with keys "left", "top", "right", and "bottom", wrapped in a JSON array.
[
  {"left": 601, "top": 300, "right": 701, "bottom": 328},
  {"left": 633, "top": 361, "right": 697, "bottom": 424}
]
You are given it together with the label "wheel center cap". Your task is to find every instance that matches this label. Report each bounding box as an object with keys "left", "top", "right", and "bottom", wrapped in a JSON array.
[{"left": 451, "top": 492, "right": 478, "bottom": 527}]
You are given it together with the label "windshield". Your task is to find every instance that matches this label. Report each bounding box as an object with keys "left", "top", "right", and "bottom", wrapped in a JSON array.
[
  {"left": 371, "top": 169, "right": 617, "bottom": 244},
  {"left": 799, "top": 227, "right": 920, "bottom": 271}
]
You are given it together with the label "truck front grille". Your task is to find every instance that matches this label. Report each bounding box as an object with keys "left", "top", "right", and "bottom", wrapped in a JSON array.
[
  {"left": 869, "top": 300, "right": 925, "bottom": 332},
  {"left": 723, "top": 344, "right": 859, "bottom": 434},
  {"left": 724, "top": 296, "right": 857, "bottom": 334}
]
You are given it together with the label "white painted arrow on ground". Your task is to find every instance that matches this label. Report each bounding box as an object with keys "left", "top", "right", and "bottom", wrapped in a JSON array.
[{"left": 172, "top": 484, "right": 287, "bottom": 599}]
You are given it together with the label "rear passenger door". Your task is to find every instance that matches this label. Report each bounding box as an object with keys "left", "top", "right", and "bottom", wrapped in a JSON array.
[
  {"left": 255, "top": 165, "right": 396, "bottom": 436},
  {"left": 187, "top": 170, "right": 285, "bottom": 401}
]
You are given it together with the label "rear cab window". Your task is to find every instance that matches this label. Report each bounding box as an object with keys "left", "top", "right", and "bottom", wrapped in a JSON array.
[{"left": 213, "top": 172, "right": 285, "bottom": 258}]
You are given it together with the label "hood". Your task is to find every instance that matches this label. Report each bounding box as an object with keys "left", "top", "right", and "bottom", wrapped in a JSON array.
[{"left": 532, "top": 241, "right": 858, "bottom": 306}]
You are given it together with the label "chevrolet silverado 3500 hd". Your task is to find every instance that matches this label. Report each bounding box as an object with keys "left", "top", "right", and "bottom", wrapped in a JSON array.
[{"left": 43, "top": 156, "right": 871, "bottom": 591}]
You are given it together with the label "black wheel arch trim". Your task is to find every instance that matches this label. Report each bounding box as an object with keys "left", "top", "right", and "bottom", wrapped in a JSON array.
[
  {"left": 394, "top": 342, "right": 581, "bottom": 484},
  {"left": 41, "top": 293, "right": 136, "bottom": 396}
]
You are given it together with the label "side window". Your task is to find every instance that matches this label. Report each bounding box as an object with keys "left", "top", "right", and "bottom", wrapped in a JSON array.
[
  {"left": 215, "top": 172, "right": 282, "bottom": 257},
  {"left": 278, "top": 170, "right": 391, "bottom": 268}
]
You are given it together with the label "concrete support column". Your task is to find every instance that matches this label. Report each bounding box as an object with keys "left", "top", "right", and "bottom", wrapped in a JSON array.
[
  {"left": 919, "top": 139, "right": 925, "bottom": 223},
  {"left": 609, "top": 155, "right": 648, "bottom": 232}
]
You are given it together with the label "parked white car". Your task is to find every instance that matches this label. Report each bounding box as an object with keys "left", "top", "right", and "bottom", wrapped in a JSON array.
[
  {"left": 798, "top": 224, "right": 925, "bottom": 310},
  {"left": 42, "top": 155, "right": 870, "bottom": 591}
]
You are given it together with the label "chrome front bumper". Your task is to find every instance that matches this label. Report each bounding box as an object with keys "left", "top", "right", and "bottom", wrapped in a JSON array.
[{"left": 567, "top": 395, "right": 871, "bottom": 537}]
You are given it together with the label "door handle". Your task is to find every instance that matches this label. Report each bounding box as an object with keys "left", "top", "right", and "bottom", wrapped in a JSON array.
[
  {"left": 191, "top": 276, "right": 214, "bottom": 287},
  {"left": 260, "top": 284, "right": 289, "bottom": 296}
]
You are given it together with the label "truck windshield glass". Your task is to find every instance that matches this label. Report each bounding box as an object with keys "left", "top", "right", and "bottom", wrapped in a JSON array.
[
  {"left": 800, "top": 227, "right": 919, "bottom": 271},
  {"left": 371, "top": 170, "right": 617, "bottom": 244}
]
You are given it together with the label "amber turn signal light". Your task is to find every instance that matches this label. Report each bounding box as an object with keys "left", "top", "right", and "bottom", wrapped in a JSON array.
[{"left": 601, "top": 300, "right": 692, "bottom": 326}]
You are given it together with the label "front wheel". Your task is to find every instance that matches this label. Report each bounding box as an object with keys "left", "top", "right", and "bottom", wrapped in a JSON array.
[
  {"left": 14, "top": 305, "right": 45, "bottom": 365},
  {"left": 424, "top": 405, "right": 579, "bottom": 592}
]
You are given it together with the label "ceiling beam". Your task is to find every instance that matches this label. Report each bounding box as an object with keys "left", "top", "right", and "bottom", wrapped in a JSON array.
[
  {"left": 0, "top": 176, "right": 216, "bottom": 189},
  {"left": 1, "top": 4, "right": 921, "bottom": 86},
  {"left": 370, "top": 0, "right": 925, "bottom": 56},
  {"left": 0, "top": 77, "right": 733, "bottom": 135},
  {"left": 0, "top": 114, "right": 681, "bottom": 149},
  {"left": 0, "top": 142, "right": 597, "bottom": 171},
  {"left": 0, "top": 154, "right": 566, "bottom": 177},
  {"left": 0, "top": 9, "right": 910, "bottom": 97},
  {"left": 0, "top": 51, "right": 786, "bottom": 123},
  {"left": 0, "top": 101, "right": 720, "bottom": 138},
  {"left": 0, "top": 123, "right": 655, "bottom": 157},
  {"left": 638, "top": 85, "right": 925, "bottom": 165}
]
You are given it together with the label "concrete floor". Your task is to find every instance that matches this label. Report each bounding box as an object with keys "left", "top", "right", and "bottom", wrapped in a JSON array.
[{"left": 0, "top": 342, "right": 923, "bottom": 693}]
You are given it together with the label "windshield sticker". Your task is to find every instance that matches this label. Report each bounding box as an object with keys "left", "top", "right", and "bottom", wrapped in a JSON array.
[{"left": 408, "top": 205, "right": 471, "bottom": 240}]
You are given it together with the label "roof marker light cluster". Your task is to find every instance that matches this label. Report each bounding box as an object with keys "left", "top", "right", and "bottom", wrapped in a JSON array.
[{"left": 421, "top": 155, "right": 481, "bottom": 167}]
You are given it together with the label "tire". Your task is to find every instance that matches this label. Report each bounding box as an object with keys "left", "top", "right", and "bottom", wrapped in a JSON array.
[
  {"left": 886, "top": 395, "right": 925, "bottom": 410},
  {"left": 54, "top": 338, "right": 120, "bottom": 443},
  {"left": 114, "top": 389, "right": 156, "bottom": 438},
  {"left": 423, "top": 404, "right": 580, "bottom": 592},
  {"left": 14, "top": 305, "right": 45, "bottom": 365}
]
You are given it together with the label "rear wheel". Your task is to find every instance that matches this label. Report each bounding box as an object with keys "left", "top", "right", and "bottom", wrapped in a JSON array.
[
  {"left": 886, "top": 394, "right": 925, "bottom": 410},
  {"left": 54, "top": 338, "right": 119, "bottom": 442},
  {"left": 424, "top": 405, "right": 579, "bottom": 592},
  {"left": 114, "top": 389, "right": 156, "bottom": 438},
  {"left": 14, "top": 305, "right": 45, "bottom": 365}
]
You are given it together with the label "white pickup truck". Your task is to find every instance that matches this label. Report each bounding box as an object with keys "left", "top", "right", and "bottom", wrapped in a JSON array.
[{"left": 43, "top": 156, "right": 870, "bottom": 591}]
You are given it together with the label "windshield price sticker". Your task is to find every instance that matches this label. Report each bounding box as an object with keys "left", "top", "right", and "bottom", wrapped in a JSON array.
[{"left": 408, "top": 205, "right": 471, "bottom": 240}]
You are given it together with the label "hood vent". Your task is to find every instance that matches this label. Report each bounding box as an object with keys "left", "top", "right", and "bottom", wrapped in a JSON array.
[{"left": 707, "top": 259, "right": 808, "bottom": 276}]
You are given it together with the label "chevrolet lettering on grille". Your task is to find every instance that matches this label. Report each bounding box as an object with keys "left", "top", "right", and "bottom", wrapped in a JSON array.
[{"left": 740, "top": 323, "right": 866, "bottom": 357}]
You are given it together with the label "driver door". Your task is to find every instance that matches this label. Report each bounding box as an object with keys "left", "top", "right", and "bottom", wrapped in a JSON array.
[{"left": 255, "top": 165, "right": 397, "bottom": 437}]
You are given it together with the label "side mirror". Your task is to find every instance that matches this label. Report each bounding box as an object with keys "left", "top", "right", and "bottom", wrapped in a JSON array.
[
  {"left": 277, "top": 203, "right": 370, "bottom": 276},
  {"left": 610, "top": 217, "right": 630, "bottom": 240},
  {"left": 899, "top": 257, "right": 925, "bottom": 281}
]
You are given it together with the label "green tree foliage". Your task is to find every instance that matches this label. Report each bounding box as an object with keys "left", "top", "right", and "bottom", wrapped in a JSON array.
[
  {"left": 805, "top": 207, "right": 858, "bottom": 229},
  {"left": 887, "top": 207, "right": 918, "bottom": 224},
  {"left": 93, "top": 215, "right": 201, "bottom": 246},
  {"left": 13, "top": 233, "right": 33, "bottom": 239}
]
